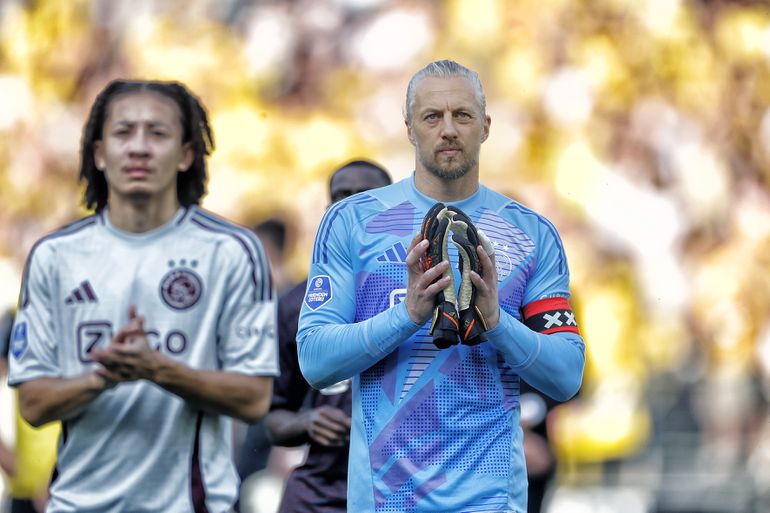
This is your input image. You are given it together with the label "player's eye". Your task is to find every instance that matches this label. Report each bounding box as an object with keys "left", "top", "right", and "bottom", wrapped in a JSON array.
[{"left": 455, "top": 111, "right": 472, "bottom": 119}]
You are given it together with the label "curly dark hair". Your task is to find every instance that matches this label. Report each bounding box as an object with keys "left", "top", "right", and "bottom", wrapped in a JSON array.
[{"left": 79, "top": 79, "right": 215, "bottom": 212}]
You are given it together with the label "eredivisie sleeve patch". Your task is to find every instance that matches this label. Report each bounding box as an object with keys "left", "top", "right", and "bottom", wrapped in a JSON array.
[{"left": 522, "top": 297, "right": 580, "bottom": 335}]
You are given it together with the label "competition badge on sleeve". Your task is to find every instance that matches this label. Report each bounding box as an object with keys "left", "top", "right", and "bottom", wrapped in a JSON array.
[
  {"left": 11, "top": 321, "right": 28, "bottom": 359},
  {"left": 304, "top": 275, "right": 333, "bottom": 310}
]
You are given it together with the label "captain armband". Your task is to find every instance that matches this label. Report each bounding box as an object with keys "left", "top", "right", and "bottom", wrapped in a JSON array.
[{"left": 522, "top": 297, "right": 580, "bottom": 335}]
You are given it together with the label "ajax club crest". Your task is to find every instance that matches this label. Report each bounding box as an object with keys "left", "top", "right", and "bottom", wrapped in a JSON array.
[{"left": 160, "top": 259, "right": 203, "bottom": 310}]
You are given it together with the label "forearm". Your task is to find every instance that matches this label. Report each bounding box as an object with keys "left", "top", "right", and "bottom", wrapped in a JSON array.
[
  {"left": 151, "top": 356, "right": 272, "bottom": 424},
  {"left": 488, "top": 310, "right": 585, "bottom": 401},
  {"left": 17, "top": 373, "right": 109, "bottom": 427},
  {"left": 298, "top": 301, "right": 421, "bottom": 389},
  {"left": 263, "top": 409, "right": 310, "bottom": 447},
  {"left": 0, "top": 441, "right": 15, "bottom": 476}
]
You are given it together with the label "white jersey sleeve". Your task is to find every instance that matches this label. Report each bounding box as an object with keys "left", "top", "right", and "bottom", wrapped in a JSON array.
[
  {"left": 215, "top": 232, "right": 278, "bottom": 376},
  {"left": 10, "top": 240, "right": 62, "bottom": 384}
]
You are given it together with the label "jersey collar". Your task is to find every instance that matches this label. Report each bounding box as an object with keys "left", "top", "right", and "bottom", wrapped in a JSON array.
[
  {"left": 405, "top": 172, "right": 485, "bottom": 211},
  {"left": 100, "top": 206, "right": 190, "bottom": 241}
]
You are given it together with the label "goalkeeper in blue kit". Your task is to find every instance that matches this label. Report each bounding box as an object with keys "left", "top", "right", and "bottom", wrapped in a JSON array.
[{"left": 297, "top": 60, "right": 585, "bottom": 513}]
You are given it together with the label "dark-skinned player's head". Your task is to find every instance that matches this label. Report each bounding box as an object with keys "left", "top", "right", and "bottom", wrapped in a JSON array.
[{"left": 328, "top": 159, "right": 392, "bottom": 205}]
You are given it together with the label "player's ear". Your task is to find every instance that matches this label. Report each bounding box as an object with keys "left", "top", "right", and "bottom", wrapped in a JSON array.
[
  {"left": 406, "top": 120, "right": 416, "bottom": 146},
  {"left": 178, "top": 143, "right": 194, "bottom": 173},
  {"left": 481, "top": 115, "right": 491, "bottom": 143},
  {"left": 93, "top": 141, "right": 105, "bottom": 172}
]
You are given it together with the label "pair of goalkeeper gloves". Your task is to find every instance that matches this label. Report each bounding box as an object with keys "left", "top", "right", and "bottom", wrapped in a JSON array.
[{"left": 419, "top": 203, "right": 495, "bottom": 348}]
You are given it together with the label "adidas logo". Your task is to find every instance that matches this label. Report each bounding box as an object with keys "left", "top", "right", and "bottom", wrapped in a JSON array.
[
  {"left": 65, "top": 281, "right": 99, "bottom": 305},
  {"left": 377, "top": 242, "right": 408, "bottom": 264}
]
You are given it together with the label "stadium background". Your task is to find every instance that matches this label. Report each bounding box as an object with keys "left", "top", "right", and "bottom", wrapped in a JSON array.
[{"left": 1, "top": 0, "right": 770, "bottom": 511}]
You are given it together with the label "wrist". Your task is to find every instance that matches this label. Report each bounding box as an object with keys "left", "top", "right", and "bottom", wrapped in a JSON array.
[
  {"left": 402, "top": 300, "right": 427, "bottom": 327},
  {"left": 87, "top": 370, "right": 113, "bottom": 392},
  {"left": 406, "top": 308, "right": 425, "bottom": 325},
  {"left": 148, "top": 352, "right": 175, "bottom": 385},
  {"left": 485, "top": 307, "right": 500, "bottom": 330},
  {"left": 299, "top": 409, "right": 314, "bottom": 435}
]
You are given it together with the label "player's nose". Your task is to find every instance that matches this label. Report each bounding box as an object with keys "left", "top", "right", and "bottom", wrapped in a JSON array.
[
  {"left": 127, "top": 130, "right": 151, "bottom": 156},
  {"left": 439, "top": 112, "right": 458, "bottom": 139}
]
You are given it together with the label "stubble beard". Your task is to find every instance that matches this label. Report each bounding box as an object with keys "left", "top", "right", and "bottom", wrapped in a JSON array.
[{"left": 418, "top": 146, "right": 477, "bottom": 181}]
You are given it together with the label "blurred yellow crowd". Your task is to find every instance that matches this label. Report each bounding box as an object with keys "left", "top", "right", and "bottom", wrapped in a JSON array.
[{"left": 1, "top": 0, "right": 770, "bottom": 508}]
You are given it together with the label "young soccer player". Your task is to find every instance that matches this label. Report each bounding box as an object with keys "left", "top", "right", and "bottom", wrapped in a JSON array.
[{"left": 8, "top": 79, "right": 278, "bottom": 513}]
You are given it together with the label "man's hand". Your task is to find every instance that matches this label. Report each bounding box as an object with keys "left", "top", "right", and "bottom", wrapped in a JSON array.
[
  {"left": 0, "top": 440, "right": 16, "bottom": 477},
  {"left": 91, "top": 306, "right": 161, "bottom": 383},
  {"left": 469, "top": 244, "right": 500, "bottom": 329},
  {"left": 404, "top": 233, "right": 452, "bottom": 325},
  {"left": 303, "top": 406, "right": 351, "bottom": 447},
  {"left": 522, "top": 427, "right": 554, "bottom": 477}
]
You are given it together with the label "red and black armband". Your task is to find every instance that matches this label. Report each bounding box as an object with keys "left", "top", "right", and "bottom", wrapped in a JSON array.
[{"left": 522, "top": 297, "right": 580, "bottom": 335}]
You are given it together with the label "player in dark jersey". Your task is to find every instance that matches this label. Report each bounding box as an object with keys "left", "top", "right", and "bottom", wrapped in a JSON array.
[{"left": 264, "top": 160, "right": 392, "bottom": 513}]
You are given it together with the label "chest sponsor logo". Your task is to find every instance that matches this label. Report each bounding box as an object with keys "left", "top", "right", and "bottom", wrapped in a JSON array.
[
  {"left": 159, "top": 263, "right": 203, "bottom": 311},
  {"left": 389, "top": 288, "right": 407, "bottom": 308},
  {"left": 304, "top": 275, "right": 332, "bottom": 311},
  {"left": 11, "top": 322, "right": 27, "bottom": 359},
  {"left": 77, "top": 321, "right": 113, "bottom": 362},
  {"left": 77, "top": 321, "right": 190, "bottom": 361}
]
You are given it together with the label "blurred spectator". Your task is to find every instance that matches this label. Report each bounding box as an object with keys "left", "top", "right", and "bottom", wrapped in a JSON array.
[
  {"left": 253, "top": 216, "right": 297, "bottom": 297},
  {"left": 0, "top": 308, "right": 58, "bottom": 513},
  {"left": 520, "top": 381, "right": 560, "bottom": 513}
]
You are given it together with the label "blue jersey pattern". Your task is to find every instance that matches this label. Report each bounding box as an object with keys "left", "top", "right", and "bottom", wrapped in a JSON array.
[{"left": 298, "top": 175, "right": 582, "bottom": 513}]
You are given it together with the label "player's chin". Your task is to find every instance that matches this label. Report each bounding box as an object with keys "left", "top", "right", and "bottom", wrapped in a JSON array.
[
  {"left": 122, "top": 189, "right": 155, "bottom": 203},
  {"left": 433, "top": 163, "right": 470, "bottom": 181}
]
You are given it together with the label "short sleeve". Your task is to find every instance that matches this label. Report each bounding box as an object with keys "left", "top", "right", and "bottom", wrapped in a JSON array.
[
  {"left": 216, "top": 236, "right": 279, "bottom": 377},
  {"left": 8, "top": 243, "right": 62, "bottom": 385}
]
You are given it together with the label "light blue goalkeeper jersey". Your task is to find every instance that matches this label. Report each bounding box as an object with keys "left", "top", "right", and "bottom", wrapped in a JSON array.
[{"left": 297, "top": 174, "right": 585, "bottom": 513}]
